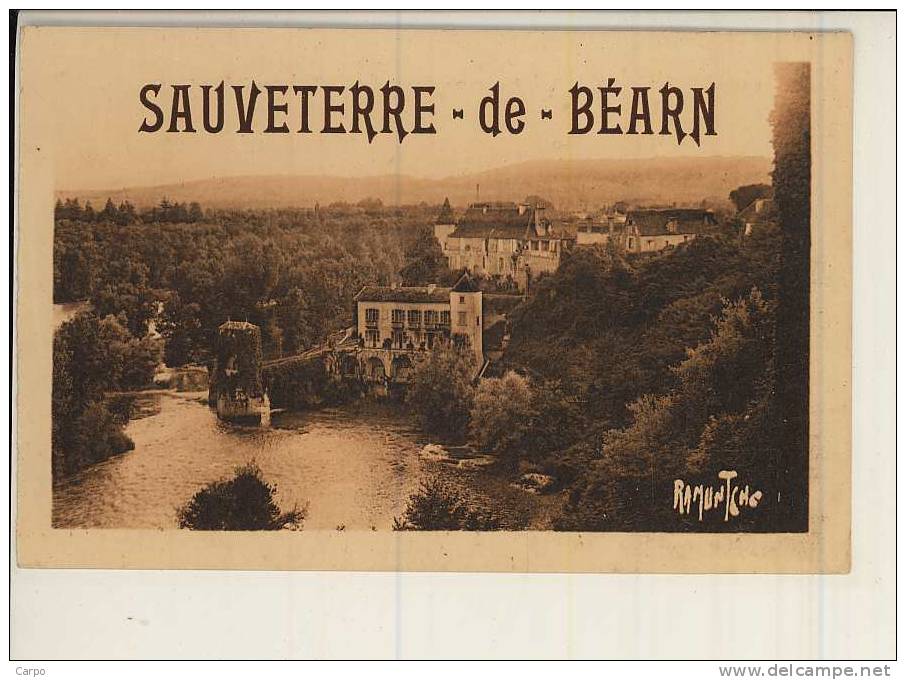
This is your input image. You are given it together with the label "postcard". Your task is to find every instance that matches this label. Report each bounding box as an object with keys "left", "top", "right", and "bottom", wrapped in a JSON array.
[{"left": 15, "top": 27, "right": 852, "bottom": 572}]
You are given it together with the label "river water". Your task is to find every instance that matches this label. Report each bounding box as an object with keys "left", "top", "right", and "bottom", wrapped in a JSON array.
[{"left": 52, "top": 392, "right": 438, "bottom": 530}]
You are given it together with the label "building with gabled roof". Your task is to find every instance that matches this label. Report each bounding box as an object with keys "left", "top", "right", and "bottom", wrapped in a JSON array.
[
  {"left": 623, "top": 208, "right": 718, "bottom": 253},
  {"left": 435, "top": 201, "right": 573, "bottom": 290}
]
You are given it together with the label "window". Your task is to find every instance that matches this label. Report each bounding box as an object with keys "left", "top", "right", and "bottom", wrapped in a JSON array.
[
  {"left": 440, "top": 311, "right": 451, "bottom": 326},
  {"left": 457, "top": 311, "right": 467, "bottom": 326},
  {"left": 365, "top": 308, "right": 379, "bottom": 324},
  {"left": 459, "top": 295, "right": 465, "bottom": 304},
  {"left": 391, "top": 309, "right": 405, "bottom": 324},
  {"left": 407, "top": 309, "right": 421, "bottom": 327},
  {"left": 365, "top": 329, "right": 380, "bottom": 347},
  {"left": 424, "top": 310, "right": 437, "bottom": 326}
]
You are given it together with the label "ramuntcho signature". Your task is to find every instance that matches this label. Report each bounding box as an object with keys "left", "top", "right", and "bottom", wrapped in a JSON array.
[{"left": 673, "top": 471, "right": 763, "bottom": 522}]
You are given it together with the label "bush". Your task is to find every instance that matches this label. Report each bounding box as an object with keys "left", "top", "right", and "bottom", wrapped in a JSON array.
[
  {"left": 393, "top": 478, "right": 502, "bottom": 531},
  {"left": 177, "top": 462, "right": 305, "bottom": 530}
]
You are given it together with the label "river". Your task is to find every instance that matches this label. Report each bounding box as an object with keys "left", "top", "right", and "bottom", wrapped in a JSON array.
[{"left": 52, "top": 392, "right": 553, "bottom": 530}]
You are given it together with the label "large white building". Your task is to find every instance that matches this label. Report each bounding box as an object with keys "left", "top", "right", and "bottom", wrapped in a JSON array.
[{"left": 353, "top": 274, "right": 483, "bottom": 367}]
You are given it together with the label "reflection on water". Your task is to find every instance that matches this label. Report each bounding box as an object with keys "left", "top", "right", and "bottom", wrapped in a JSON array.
[{"left": 52, "top": 393, "right": 432, "bottom": 530}]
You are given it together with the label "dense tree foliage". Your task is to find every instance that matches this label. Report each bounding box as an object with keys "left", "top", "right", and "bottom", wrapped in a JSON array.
[
  {"left": 55, "top": 202, "right": 440, "bottom": 364},
  {"left": 405, "top": 345, "right": 475, "bottom": 439},
  {"left": 729, "top": 183, "right": 773, "bottom": 212},
  {"left": 556, "top": 289, "right": 777, "bottom": 530},
  {"left": 177, "top": 462, "right": 305, "bottom": 530},
  {"left": 55, "top": 197, "right": 202, "bottom": 224},
  {"left": 469, "top": 371, "right": 534, "bottom": 461},
  {"left": 52, "top": 313, "right": 162, "bottom": 476},
  {"left": 770, "top": 63, "right": 811, "bottom": 531},
  {"left": 503, "top": 230, "right": 780, "bottom": 436},
  {"left": 399, "top": 226, "right": 447, "bottom": 286},
  {"left": 491, "top": 214, "right": 785, "bottom": 530},
  {"left": 393, "top": 477, "right": 503, "bottom": 531},
  {"left": 468, "top": 371, "right": 583, "bottom": 467}
]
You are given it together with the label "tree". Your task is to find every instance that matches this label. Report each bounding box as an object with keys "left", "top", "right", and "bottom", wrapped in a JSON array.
[
  {"left": 469, "top": 371, "right": 534, "bottom": 461},
  {"left": 177, "top": 462, "right": 305, "bottom": 530},
  {"left": 52, "top": 312, "right": 161, "bottom": 476},
  {"left": 116, "top": 200, "right": 138, "bottom": 225},
  {"left": 406, "top": 344, "right": 475, "bottom": 438},
  {"left": 560, "top": 289, "right": 776, "bottom": 531},
  {"left": 91, "top": 282, "right": 156, "bottom": 338},
  {"left": 770, "top": 61, "right": 811, "bottom": 530},
  {"left": 275, "top": 286, "right": 315, "bottom": 355},
  {"left": 393, "top": 477, "right": 502, "bottom": 530},
  {"left": 159, "top": 292, "right": 205, "bottom": 367},
  {"left": 356, "top": 197, "right": 383, "bottom": 211},
  {"left": 101, "top": 198, "right": 117, "bottom": 222},
  {"left": 729, "top": 183, "right": 773, "bottom": 212},
  {"left": 188, "top": 201, "right": 204, "bottom": 222},
  {"left": 399, "top": 225, "right": 447, "bottom": 286}
]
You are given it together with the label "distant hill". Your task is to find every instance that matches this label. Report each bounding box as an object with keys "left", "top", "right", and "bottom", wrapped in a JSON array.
[{"left": 57, "top": 156, "right": 771, "bottom": 211}]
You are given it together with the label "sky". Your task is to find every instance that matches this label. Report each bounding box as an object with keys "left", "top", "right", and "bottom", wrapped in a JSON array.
[{"left": 21, "top": 27, "right": 782, "bottom": 191}]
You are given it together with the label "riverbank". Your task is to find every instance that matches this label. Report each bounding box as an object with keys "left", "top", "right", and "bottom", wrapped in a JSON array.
[{"left": 52, "top": 391, "right": 560, "bottom": 531}]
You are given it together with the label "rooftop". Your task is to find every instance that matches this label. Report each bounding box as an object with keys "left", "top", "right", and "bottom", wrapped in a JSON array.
[
  {"left": 448, "top": 201, "right": 538, "bottom": 240},
  {"left": 451, "top": 272, "right": 480, "bottom": 293},
  {"left": 627, "top": 208, "right": 717, "bottom": 236},
  {"left": 354, "top": 284, "right": 452, "bottom": 304},
  {"left": 435, "top": 197, "right": 455, "bottom": 224}
]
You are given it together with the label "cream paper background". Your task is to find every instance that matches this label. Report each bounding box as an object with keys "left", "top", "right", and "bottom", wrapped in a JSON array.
[{"left": 10, "top": 11, "right": 894, "bottom": 661}]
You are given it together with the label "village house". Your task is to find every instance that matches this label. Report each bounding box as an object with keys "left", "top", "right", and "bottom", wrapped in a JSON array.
[
  {"left": 573, "top": 210, "right": 628, "bottom": 246},
  {"left": 434, "top": 200, "right": 573, "bottom": 291},
  {"left": 622, "top": 208, "right": 718, "bottom": 253},
  {"left": 353, "top": 274, "right": 484, "bottom": 371}
]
